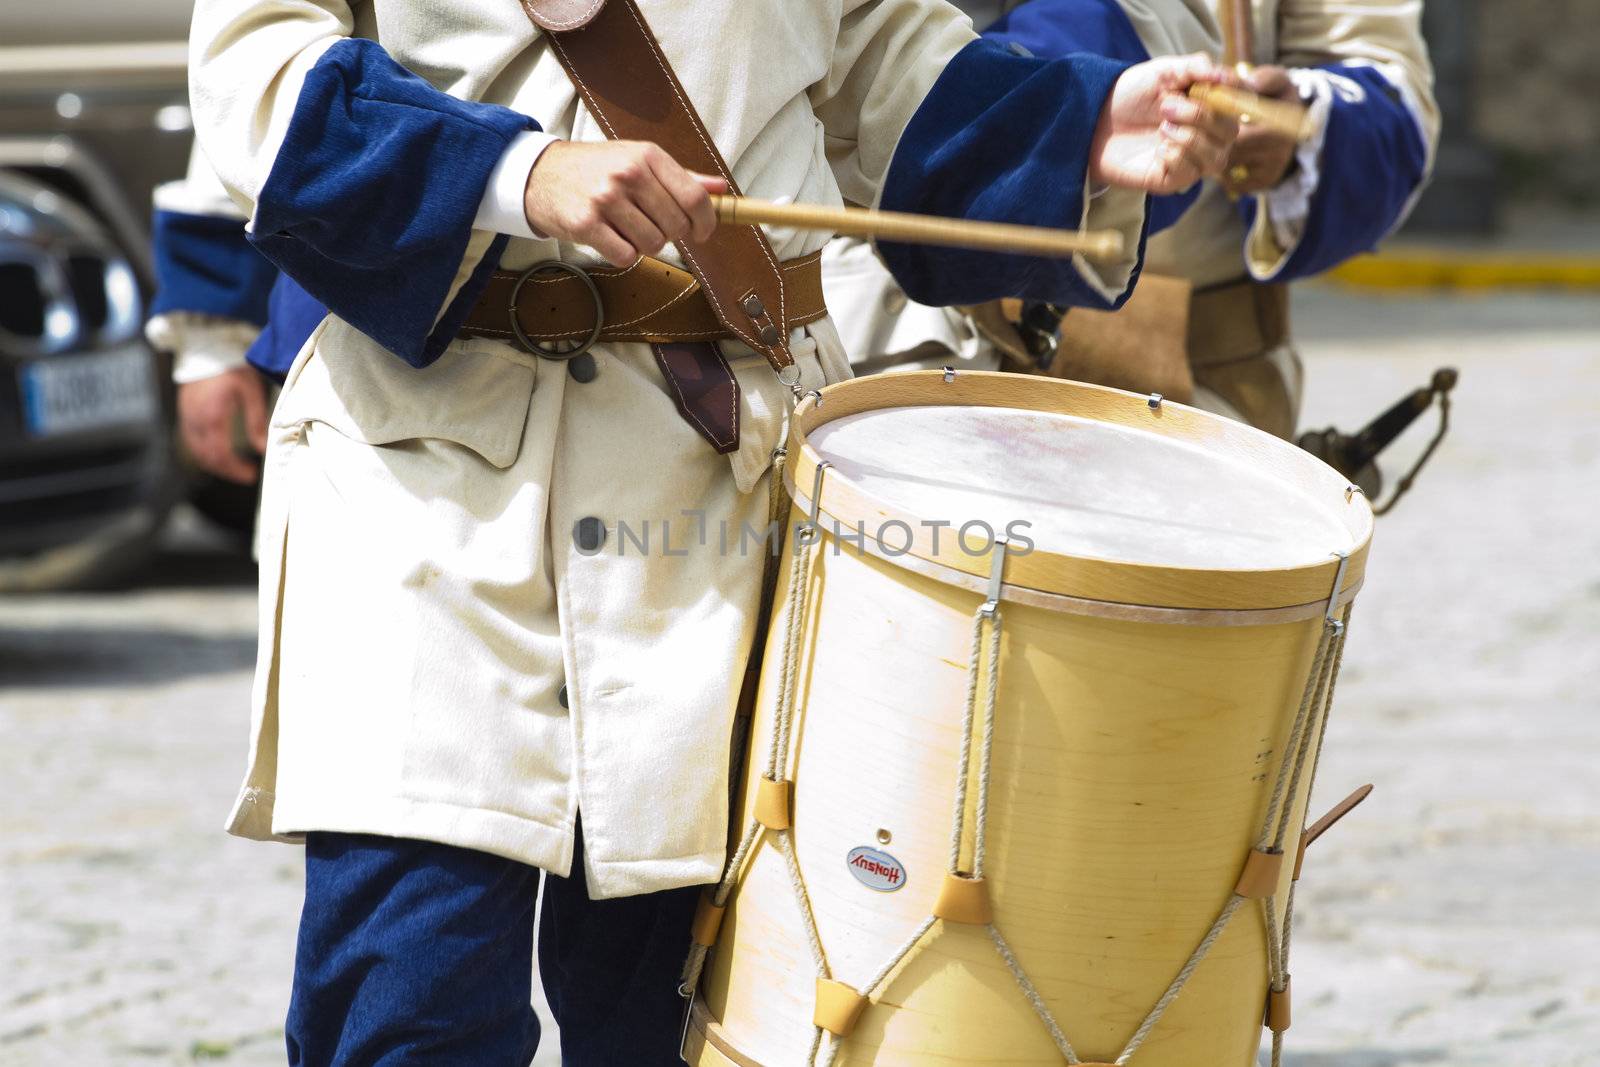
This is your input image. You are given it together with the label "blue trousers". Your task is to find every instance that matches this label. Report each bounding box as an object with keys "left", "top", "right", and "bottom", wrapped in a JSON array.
[{"left": 285, "top": 831, "right": 700, "bottom": 1066}]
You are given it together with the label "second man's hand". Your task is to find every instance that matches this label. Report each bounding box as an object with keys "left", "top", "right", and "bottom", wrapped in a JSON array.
[
  {"left": 522, "top": 140, "right": 729, "bottom": 267},
  {"left": 1221, "top": 65, "right": 1303, "bottom": 196},
  {"left": 177, "top": 365, "right": 269, "bottom": 485}
]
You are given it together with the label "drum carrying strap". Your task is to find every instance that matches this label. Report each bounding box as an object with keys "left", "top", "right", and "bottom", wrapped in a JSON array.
[{"left": 520, "top": 0, "right": 800, "bottom": 452}]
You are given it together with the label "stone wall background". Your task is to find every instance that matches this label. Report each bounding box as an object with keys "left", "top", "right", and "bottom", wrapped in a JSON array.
[{"left": 1472, "top": 0, "right": 1599, "bottom": 206}]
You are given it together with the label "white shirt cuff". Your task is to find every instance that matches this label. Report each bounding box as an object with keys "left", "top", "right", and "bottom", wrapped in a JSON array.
[
  {"left": 146, "top": 312, "right": 259, "bottom": 384},
  {"left": 473, "top": 130, "right": 559, "bottom": 239},
  {"left": 1260, "top": 71, "right": 1335, "bottom": 252},
  {"left": 1075, "top": 180, "right": 1145, "bottom": 305}
]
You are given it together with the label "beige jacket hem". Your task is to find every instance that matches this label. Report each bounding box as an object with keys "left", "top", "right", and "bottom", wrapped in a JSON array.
[{"left": 225, "top": 784, "right": 723, "bottom": 898}]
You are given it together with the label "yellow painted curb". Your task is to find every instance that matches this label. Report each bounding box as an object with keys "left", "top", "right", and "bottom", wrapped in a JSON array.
[{"left": 1329, "top": 250, "right": 1600, "bottom": 291}]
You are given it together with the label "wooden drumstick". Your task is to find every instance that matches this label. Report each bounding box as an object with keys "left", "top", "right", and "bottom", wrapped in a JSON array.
[
  {"left": 1188, "top": 83, "right": 1314, "bottom": 143},
  {"left": 1219, "top": 0, "right": 1256, "bottom": 69},
  {"left": 709, "top": 196, "right": 1126, "bottom": 261}
]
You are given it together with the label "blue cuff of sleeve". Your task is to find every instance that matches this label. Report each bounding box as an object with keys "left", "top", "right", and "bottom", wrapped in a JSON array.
[
  {"left": 249, "top": 38, "right": 538, "bottom": 367},
  {"left": 1242, "top": 63, "right": 1429, "bottom": 282},
  {"left": 979, "top": 0, "right": 1196, "bottom": 237},
  {"left": 149, "top": 210, "right": 278, "bottom": 324},
  {"left": 245, "top": 273, "right": 329, "bottom": 383},
  {"left": 981, "top": 0, "right": 1147, "bottom": 63},
  {"left": 877, "top": 39, "right": 1136, "bottom": 310}
]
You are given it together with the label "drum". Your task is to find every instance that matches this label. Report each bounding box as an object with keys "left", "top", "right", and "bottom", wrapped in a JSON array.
[{"left": 682, "top": 371, "right": 1373, "bottom": 1067}]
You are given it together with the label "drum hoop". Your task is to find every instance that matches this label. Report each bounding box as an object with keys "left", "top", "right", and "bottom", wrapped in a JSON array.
[
  {"left": 683, "top": 997, "right": 766, "bottom": 1067},
  {"left": 784, "top": 371, "right": 1374, "bottom": 614}
]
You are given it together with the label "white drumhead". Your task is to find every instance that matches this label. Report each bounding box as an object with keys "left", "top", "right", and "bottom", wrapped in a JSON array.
[{"left": 807, "top": 404, "right": 1354, "bottom": 571}]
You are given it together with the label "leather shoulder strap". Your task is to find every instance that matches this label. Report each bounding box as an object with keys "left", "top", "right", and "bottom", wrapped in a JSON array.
[
  {"left": 522, "top": 0, "right": 605, "bottom": 32},
  {"left": 530, "top": 0, "right": 795, "bottom": 373}
]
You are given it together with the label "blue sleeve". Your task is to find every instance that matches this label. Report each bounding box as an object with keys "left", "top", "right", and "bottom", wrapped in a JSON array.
[
  {"left": 149, "top": 210, "right": 279, "bottom": 324},
  {"left": 979, "top": 0, "right": 1199, "bottom": 234},
  {"left": 248, "top": 38, "right": 538, "bottom": 368},
  {"left": 877, "top": 38, "right": 1144, "bottom": 311},
  {"left": 1243, "top": 64, "right": 1429, "bottom": 282},
  {"left": 246, "top": 275, "right": 329, "bottom": 384}
]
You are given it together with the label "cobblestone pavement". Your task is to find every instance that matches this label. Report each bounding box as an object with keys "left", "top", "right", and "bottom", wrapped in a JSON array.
[
  {"left": 2, "top": 287, "right": 1596, "bottom": 1066},
  {"left": 0, "top": 533, "right": 299, "bottom": 1066},
  {"left": 1269, "top": 288, "right": 1600, "bottom": 1067}
]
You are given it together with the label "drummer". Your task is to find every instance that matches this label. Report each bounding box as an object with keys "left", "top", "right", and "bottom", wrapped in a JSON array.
[
  {"left": 826, "top": 0, "right": 1440, "bottom": 439},
  {"left": 188, "top": 0, "right": 1245, "bottom": 1061}
]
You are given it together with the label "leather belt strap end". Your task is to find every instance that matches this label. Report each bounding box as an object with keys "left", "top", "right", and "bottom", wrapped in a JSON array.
[
  {"left": 653, "top": 342, "right": 740, "bottom": 455},
  {"left": 1294, "top": 783, "right": 1374, "bottom": 880}
]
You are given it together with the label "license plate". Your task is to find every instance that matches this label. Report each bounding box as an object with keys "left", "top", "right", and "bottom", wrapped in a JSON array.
[{"left": 18, "top": 348, "right": 157, "bottom": 437}]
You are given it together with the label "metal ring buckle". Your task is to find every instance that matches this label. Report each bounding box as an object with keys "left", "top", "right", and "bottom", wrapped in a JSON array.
[{"left": 508, "top": 259, "right": 604, "bottom": 361}]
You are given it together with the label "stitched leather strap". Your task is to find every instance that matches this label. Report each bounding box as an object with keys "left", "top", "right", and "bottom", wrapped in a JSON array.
[
  {"left": 534, "top": 0, "right": 796, "bottom": 373},
  {"left": 521, "top": 0, "right": 604, "bottom": 32},
  {"left": 654, "top": 341, "right": 740, "bottom": 454},
  {"left": 459, "top": 251, "right": 826, "bottom": 346}
]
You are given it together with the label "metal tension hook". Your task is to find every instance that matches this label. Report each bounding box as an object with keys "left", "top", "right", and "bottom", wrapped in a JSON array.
[
  {"left": 1324, "top": 549, "right": 1351, "bottom": 634},
  {"left": 797, "top": 460, "right": 832, "bottom": 547},
  {"left": 981, "top": 535, "right": 1011, "bottom": 617}
]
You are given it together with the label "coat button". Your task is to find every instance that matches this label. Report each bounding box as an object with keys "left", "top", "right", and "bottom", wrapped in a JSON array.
[
  {"left": 558, "top": 683, "right": 569, "bottom": 709},
  {"left": 568, "top": 352, "right": 598, "bottom": 383},
  {"left": 573, "top": 516, "right": 606, "bottom": 552}
]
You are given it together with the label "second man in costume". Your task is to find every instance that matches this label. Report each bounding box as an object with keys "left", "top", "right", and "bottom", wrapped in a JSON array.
[{"left": 826, "top": 0, "right": 1439, "bottom": 439}]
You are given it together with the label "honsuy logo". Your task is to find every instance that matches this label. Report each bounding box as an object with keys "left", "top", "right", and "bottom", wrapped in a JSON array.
[{"left": 845, "top": 846, "right": 906, "bottom": 892}]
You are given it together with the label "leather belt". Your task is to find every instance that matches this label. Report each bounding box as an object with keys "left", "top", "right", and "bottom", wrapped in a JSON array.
[
  {"left": 460, "top": 249, "right": 828, "bottom": 456},
  {"left": 1187, "top": 277, "right": 1290, "bottom": 368},
  {"left": 1185, "top": 277, "right": 1296, "bottom": 439},
  {"left": 459, "top": 249, "right": 827, "bottom": 351}
]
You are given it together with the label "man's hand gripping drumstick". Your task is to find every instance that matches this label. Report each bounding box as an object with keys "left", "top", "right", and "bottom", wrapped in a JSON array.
[
  {"left": 520, "top": 54, "right": 1249, "bottom": 266},
  {"left": 522, "top": 140, "right": 730, "bottom": 267},
  {"left": 1088, "top": 53, "right": 1246, "bottom": 195}
]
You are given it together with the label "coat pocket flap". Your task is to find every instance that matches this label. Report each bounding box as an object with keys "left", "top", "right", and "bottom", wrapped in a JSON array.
[{"left": 277, "top": 332, "right": 536, "bottom": 470}]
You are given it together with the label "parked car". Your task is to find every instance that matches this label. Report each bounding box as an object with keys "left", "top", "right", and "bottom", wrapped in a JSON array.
[
  {"left": 0, "top": 168, "right": 173, "bottom": 589},
  {"left": 0, "top": 2, "right": 208, "bottom": 588}
]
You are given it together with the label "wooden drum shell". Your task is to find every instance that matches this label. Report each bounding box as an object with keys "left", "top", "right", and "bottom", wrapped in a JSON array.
[{"left": 689, "top": 373, "right": 1372, "bottom": 1067}]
